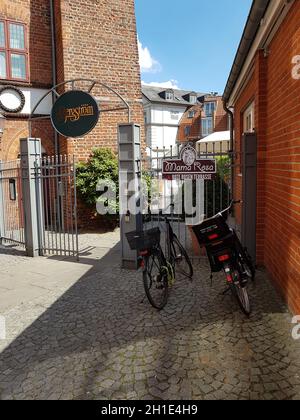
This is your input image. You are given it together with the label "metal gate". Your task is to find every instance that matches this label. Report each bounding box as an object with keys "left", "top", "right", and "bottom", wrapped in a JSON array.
[
  {"left": 142, "top": 143, "right": 232, "bottom": 259},
  {"left": 0, "top": 139, "right": 78, "bottom": 259},
  {"left": 0, "top": 159, "right": 25, "bottom": 247},
  {"left": 37, "top": 154, "right": 79, "bottom": 259}
]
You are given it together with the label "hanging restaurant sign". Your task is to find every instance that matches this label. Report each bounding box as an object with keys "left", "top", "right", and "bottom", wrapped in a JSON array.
[
  {"left": 51, "top": 90, "right": 100, "bottom": 138},
  {"left": 162, "top": 144, "right": 216, "bottom": 180}
]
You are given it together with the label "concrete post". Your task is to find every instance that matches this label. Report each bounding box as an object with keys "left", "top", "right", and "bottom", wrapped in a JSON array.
[
  {"left": 0, "top": 161, "right": 5, "bottom": 245},
  {"left": 118, "top": 124, "right": 143, "bottom": 269},
  {"left": 20, "top": 138, "right": 44, "bottom": 257}
]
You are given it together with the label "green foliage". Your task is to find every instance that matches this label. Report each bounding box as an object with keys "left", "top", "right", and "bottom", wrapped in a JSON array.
[
  {"left": 204, "top": 156, "right": 231, "bottom": 217},
  {"left": 76, "top": 148, "right": 119, "bottom": 210},
  {"left": 216, "top": 156, "right": 231, "bottom": 184}
]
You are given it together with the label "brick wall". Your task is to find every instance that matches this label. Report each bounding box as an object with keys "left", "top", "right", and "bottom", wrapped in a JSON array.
[
  {"left": 178, "top": 96, "right": 228, "bottom": 143},
  {"left": 1, "top": 0, "right": 144, "bottom": 161},
  {"left": 0, "top": 0, "right": 54, "bottom": 160},
  {"left": 1, "top": 0, "right": 145, "bottom": 229},
  {"left": 177, "top": 105, "right": 202, "bottom": 143},
  {"left": 54, "top": 0, "right": 145, "bottom": 158},
  {"left": 0, "top": 0, "right": 53, "bottom": 88},
  {"left": 233, "top": 1, "right": 300, "bottom": 314}
]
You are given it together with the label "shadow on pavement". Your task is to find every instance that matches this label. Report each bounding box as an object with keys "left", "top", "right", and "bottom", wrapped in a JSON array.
[{"left": 0, "top": 241, "right": 299, "bottom": 400}]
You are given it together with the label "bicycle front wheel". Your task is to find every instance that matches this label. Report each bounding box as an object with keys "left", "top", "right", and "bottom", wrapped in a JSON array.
[
  {"left": 143, "top": 251, "right": 169, "bottom": 310},
  {"left": 171, "top": 236, "right": 194, "bottom": 280}
]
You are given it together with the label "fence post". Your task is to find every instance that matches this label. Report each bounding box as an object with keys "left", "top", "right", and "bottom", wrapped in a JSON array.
[
  {"left": 0, "top": 161, "right": 5, "bottom": 245},
  {"left": 20, "top": 138, "right": 43, "bottom": 257}
]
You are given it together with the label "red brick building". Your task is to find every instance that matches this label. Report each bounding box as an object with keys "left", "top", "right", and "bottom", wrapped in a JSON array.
[
  {"left": 177, "top": 94, "right": 228, "bottom": 144},
  {"left": 223, "top": 0, "right": 300, "bottom": 314},
  {"left": 0, "top": 0, "right": 144, "bottom": 161}
]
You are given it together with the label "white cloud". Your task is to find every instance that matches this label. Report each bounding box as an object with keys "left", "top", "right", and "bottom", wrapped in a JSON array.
[
  {"left": 142, "top": 80, "right": 180, "bottom": 89},
  {"left": 138, "top": 38, "right": 161, "bottom": 74}
]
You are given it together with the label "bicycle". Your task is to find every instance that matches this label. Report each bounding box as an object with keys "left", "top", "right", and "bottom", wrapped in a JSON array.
[
  {"left": 192, "top": 200, "right": 255, "bottom": 316},
  {"left": 126, "top": 208, "right": 193, "bottom": 310}
]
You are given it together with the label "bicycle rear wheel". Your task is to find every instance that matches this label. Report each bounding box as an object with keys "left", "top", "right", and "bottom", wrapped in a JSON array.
[
  {"left": 143, "top": 250, "right": 168, "bottom": 310},
  {"left": 231, "top": 282, "right": 251, "bottom": 316},
  {"left": 229, "top": 270, "right": 251, "bottom": 316},
  {"left": 241, "top": 248, "right": 256, "bottom": 281},
  {"left": 171, "top": 236, "right": 194, "bottom": 280},
  {"left": 225, "top": 264, "right": 251, "bottom": 316}
]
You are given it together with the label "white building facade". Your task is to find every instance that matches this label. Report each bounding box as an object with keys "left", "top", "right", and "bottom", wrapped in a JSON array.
[{"left": 142, "top": 86, "right": 205, "bottom": 153}]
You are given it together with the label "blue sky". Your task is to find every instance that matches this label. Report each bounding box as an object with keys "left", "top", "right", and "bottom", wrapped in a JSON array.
[{"left": 135, "top": 0, "right": 253, "bottom": 94}]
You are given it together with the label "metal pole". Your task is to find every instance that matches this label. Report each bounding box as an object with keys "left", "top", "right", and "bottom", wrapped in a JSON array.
[
  {"left": 0, "top": 161, "right": 5, "bottom": 245},
  {"left": 49, "top": 0, "right": 60, "bottom": 157},
  {"left": 73, "top": 155, "right": 79, "bottom": 261}
]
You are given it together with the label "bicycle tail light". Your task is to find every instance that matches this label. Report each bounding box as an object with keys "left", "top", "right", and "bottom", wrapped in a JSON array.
[
  {"left": 218, "top": 254, "right": 230, "bottom": 262},
  {"left": 226, "top": 273, "right": 233, "bottom": 283},
  {"left": 137, "top": 256, "right": 145, "bottom": 269},
  {"left": 208, "top": 233, "right": 219, "bottom": 241}
]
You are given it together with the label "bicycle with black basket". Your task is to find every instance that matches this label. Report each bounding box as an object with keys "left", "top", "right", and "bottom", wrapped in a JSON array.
[
  {"left": 192, "top": 200, "right": 255, "bottom": 316},
  {"left": 126, "top": 207, "right": 193, "bottom": 310}
]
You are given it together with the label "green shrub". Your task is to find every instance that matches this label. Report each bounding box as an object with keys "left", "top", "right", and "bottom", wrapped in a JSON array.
[
  {"left": 76, "top": 148, "right": 119, "bottom": 211},
  {"left": 204, "top": 156, "right": 231, "bottom": 217}
]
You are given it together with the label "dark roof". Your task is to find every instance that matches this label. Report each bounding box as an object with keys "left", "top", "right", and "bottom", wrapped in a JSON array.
[
  {"left": 223, "top": 0, "right": 270, "bottom": 103},
  {"left": 142, "top": 86, "right": 207, "bottom": 106}
]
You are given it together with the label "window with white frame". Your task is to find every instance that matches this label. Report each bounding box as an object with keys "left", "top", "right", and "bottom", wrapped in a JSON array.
[
  {"left": 0, "top": 19, "right": 28, "bottom": 81},
  {"left": 189, "top": 95, "right": 197, "bottom": 104},
  {"left": 204, "top": 101, "right": 216, "bottom": 116},
  {"left": 165, "top": 91, "right": 174, "bottom": 101},
  {"left": 202, "top": 117, "right": 213, "bottom": 137},
  {"left": 188, "top": 110, "right": 195, "bottom": 119},
  {"left": 170, "top": 110, "right": 179, "bottom": 120},
  {"left": 243, "top": 103, "right": 254, "bottom": 133}
]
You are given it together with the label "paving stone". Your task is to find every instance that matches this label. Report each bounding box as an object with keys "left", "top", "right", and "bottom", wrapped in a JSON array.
[{"left": 0, "top": 238, "right": 299, "bottom": 400}]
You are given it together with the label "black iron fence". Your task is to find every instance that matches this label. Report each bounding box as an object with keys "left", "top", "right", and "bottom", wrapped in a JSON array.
[{"left": 142, "top": 143, "right": 232, "bottom": 259}]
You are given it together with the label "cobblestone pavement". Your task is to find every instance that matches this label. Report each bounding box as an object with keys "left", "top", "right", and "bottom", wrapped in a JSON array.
[{"left": 0, "top": 233, "right": 300, "bottom": 400}]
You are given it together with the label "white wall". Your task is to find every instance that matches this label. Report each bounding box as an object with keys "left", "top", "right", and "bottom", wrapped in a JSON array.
[
  {"left": 0, "top": 87, "right": 52, "bottom": 115},
  {"left": 144, "top": 102, "right": 186, "bottom": 151}
]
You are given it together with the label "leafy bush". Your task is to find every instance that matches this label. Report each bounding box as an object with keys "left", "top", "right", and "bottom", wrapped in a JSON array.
[
  {"left": 76, "top": 148, "right": 119, "bottom": 211},
  {"left": 204, "top": 156, "right": 231, "bottom": 217}
]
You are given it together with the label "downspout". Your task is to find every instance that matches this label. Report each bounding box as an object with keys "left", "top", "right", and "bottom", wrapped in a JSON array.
[
  {"left": 223, "top": 102, "right": 235, "bottom": 198},
  {"left": 49, "top": 0, "right": 59, "bottom": 156}
]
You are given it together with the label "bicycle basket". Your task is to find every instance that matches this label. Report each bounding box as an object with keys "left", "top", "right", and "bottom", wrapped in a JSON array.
[
  {"left": 192, "top": 214, "right": 231, "bottom": 246},
  {"left": 126, "top": 228, "right": 161, "bottom": 251}
]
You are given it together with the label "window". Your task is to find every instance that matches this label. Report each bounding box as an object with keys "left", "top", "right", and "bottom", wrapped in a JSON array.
[
  {"left": 204, "top": 102, "right": 216, "bottom": 116},
  {"left": 202, "top": 117, "right": 213, "bottom": 137},
  {"left": 0, "top": 20, "right": 28, "bottom": 81},
  {"left": 9, "top": 179, "right": 16, "bottom": 201},
  {"left": 170, "top": 111, "right": 179, "bottom": 120},
  {"left": 184, "top": 126, "right": 191, "bottom": 137},
  {"left": 243, "top": 103, "right": 254, "bottom": 133},
  {"left": 189, "top": 95, "right": 197, "bottom": 104},
  {"left": 188, "top": 110, "right": 195, "bottom": 119},
  {"left": 165, "top": 91, "right": 174, "bottom": 101}
]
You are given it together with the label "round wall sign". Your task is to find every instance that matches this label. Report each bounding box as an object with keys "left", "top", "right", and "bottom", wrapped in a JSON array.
[
  {"left": 0, "top": 86, "right": 26, "bottom": 113},
  {"left": 51, "top": 90, "right": 100, "bottom": 138}
]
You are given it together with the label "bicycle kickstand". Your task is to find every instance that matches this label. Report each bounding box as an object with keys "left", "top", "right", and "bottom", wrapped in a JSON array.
[{"left": 221, "top": 287, "right": 231, "bottom": 296}]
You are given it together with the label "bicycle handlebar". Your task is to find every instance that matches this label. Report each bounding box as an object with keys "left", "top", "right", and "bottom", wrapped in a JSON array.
[
  {"left": 218, "top": 200, "right": 242, "bottom": 217},
  {"left": 159, "top": 203, "right": 175, "bottom": 217}
]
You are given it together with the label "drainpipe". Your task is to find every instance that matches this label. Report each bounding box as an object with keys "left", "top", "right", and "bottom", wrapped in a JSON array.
[
  {"left": 49, "top": 0, "right": 59, "bottom": 156},
  {"left": 223, "top": 102, "right": 235, "bottom": 198}
]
